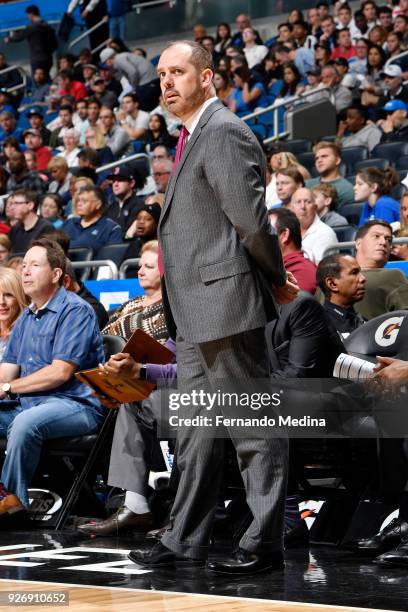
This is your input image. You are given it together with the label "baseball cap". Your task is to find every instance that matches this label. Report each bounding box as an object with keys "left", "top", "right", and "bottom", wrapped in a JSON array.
[
  {"left": 381, "top": 64, "right": 403, "bottom": 78},
  {"left": 82, "top": 63, "right": 97, "bottom": 71},
  {"left": 25, "top": 106, "right": 43, "bottom": 118},
  {"left": 100, "top": 48, "right": 115, "bottom": 63},
  {"left": 99, "top": 62, "right": 110, "bottom": 70},
  {"left": 92, "top": 73, "right": 105, "bottom": 85},
  {"left": 383, "top": 99, "right": 407, "bottom": 112},
  {"left": 107, "top": 166, "right": 135, "bottom": 181},
  {"left": 23, "top": 128, "right": 41, "bottom": 137},
  {"left": 136, "top": 202, "right": 162, "bottom": 225}
]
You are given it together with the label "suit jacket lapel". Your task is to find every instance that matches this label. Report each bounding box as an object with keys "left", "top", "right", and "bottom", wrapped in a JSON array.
[{"left": 160, "top": 100, "right": 224, "bottom": 224}]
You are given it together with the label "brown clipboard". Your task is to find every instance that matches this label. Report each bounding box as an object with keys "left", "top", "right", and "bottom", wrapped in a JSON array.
[{"left": 75, "top": 329, "right": 174, "bottom": 402}]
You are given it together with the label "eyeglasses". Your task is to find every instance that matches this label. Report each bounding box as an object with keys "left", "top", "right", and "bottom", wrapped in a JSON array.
[{"left": 12, "top": 200, "right": 29, "bottom": 206}]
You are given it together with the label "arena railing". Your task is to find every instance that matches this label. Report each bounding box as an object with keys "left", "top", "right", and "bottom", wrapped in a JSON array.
[
  {"left": 71, "top": 259, "right": 119, "bottom": 279},
  {"left": 119, "top": 258, "right": 140, "bottom": 278},
  {"left": 323, "top": 236, "right": 408, "bottom": 258},
  {"left": 132, "top": 0, "right": 178, "bottom": 13},
  {"left": 96, "top": 153, "right": 150, "bottom": 174},
  {"left": 0, "top": 64, "right": 27, "bottom": 94},
  {"left": 241, "top": 86, "right": 331, "bottom": 143},
  {"left": 68, "top": 16, "right": 109, "bottom": 50}
]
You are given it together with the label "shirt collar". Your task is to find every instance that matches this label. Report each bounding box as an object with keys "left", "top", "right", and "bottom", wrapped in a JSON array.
[
  {"left": 184, "top": 96, "right": 218, "bottom": 137},
  {"left": 28, "top": 286, "right": 66, "bottom": 317},
  {"left": 324, "top": 300, "right": 357, "bottom": 319}
]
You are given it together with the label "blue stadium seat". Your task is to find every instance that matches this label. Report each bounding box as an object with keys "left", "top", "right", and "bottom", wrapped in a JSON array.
[
  {"left": 395, "top": 156, "right": 408, "bottom": 171},
  {"left": 341, "top": 202, "right": 364, "bottom": 226},
  {"left": 341, "top": 146, "right": 368, "bottom": 174},
  {"left": 333, "top": 224, "right": 357, "bottom": 243},
  {"left": 391, "top": 183, "right": 406, "bottom": 200},
  {"left": 354, "top": 158, "right": 389, "bottom": 172},
  {"left": 297, "top": 151, "right": 315, "bottom": 173},
  {"left": 280, "top": 138, "right": 312, "bottom": 156},
  {"left": 372, "top": 141, "right": 408, "bottom": 166}
]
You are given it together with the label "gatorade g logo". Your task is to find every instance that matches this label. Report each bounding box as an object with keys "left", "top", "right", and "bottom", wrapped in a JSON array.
[{"left": 374, "top": 316, "right": 404, "bottom": 347}]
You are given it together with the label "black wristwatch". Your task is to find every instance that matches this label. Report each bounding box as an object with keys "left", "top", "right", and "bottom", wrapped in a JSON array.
[{"left": 139, "top": 366, "right": 147, "bottom": 381}]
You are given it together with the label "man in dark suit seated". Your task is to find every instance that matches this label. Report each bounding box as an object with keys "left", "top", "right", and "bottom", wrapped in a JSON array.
[{"left": 317, "top": 254, "right": 367, "bottom": 334}]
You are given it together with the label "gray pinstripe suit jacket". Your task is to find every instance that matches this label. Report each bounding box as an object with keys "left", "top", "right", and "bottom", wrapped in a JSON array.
[{"left": 158, "top": 99, "right": 286, "bottom": 343}]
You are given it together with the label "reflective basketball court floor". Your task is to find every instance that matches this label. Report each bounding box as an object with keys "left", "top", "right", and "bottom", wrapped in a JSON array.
[{"left": 0, "top": 531, "right": 405, "bottom": 611}]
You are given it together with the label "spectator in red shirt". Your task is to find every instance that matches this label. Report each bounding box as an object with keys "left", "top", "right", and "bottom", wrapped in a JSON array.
[
  {"left": 268, "top": 207, "right": 317, "bottom": 294},
  {"left": 331, "top": 28, "right": 357, "bottom": 61},
  {"left": 22, "top": 128, "right": 52, "bottom": 171},
  {"left": 57, "top": 70, "right": 87, "bottom": 102}
]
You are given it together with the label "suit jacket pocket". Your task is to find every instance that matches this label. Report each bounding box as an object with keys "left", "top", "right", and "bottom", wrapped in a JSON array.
[{"left": 198, "top": 256, "right": 251, "bottom": 284}]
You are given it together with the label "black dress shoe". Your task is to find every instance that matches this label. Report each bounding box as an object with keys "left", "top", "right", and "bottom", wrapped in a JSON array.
[
  {"left": 347, "top": 518, "right": 408, "bottom": 555},
  {"left": 77, "top": 507, "right": 153, "bottom": 537},
  {"left": 128, "top": 542, "right": 204, "bottom": 567},
  {"left": 146, "top": 524, "right": 170, "bottom": 540},
  {"left": 375, "top": 536, "right": 408, "bottom": 566},
  {"left": 207, "top": 548, "right": 284, "bottom": 575}
]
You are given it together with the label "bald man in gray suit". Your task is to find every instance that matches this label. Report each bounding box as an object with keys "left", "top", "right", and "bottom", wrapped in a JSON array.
[{"left": 129, "top": 41, "right": 298, "bottom": 575}]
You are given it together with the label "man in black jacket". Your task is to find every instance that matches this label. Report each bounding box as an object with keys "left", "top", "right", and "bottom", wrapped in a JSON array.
[{"left": 4, "top": 5, "right": 57, "bottom": 78}]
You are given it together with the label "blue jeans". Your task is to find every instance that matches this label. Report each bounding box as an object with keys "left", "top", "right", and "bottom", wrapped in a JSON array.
[
  {"left": 0, "top": 398, "right": 104, "bottom": 507},
  {"left": 109, "top": 16, "right": 125, "bottom": 40}
]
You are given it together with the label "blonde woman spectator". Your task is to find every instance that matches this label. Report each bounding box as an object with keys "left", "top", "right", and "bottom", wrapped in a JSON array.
[
  {"left": 0, "top": 235, "right": 11, "bottom": 266},
  {"left": 0, "top": 268, "right": 27, "bottom": 360},
  {"left": 47, "top": 157, "right": 72, "bottom": 198},
  {"left": 266, "top": 148, "right": 310, "bottom": 209}
]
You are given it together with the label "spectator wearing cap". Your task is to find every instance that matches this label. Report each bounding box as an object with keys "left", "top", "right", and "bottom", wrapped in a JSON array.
[
  {"left": 9, "top": 188, "right": 53, "bottom": 253},
  {"left": 106, "top": 166, "right": 145, "bottom": 233},
  {"left": 23, "top": 128, "right": 52, "bottom": 171},
  {"left": 28, "top": 67, "right": 50, "bottom": 103},
  {"left": 268, "top": 207, "right": 317, "bottom": 294},
  {"left": 26, "top": 107, "right": 50, "bottom": 146},
  {"left": 378, "top": 99, "right": 408, "bottom": 142},
  {"left": 306, "top": 142, "right": 354, "bottom": 209},
  {"left": 303, "top": 67, "right": 326, "bottom": 103},
  {"left": 57, "top": 70, "right": 87, "bottom": 102},
  {"left": 99, "top": 48, "right": 159, "bottom": 111},
  {"left": 314, "top": 41, "right": 332, "bottom": 69},
  {"left": 338, "top": 104, "right": 382, "bottom": 153},
  {"left": 81, "top": 64, "right": 97, "bottom": 92},
  {"left": 380, "top": 64, "right": 408, "bottom": 105},
  {"left": 62, "top": 186, "right": 122, "bottom": 255},
  {"left": 98, "top": 63, "right": 123, "bottom": 99},
  {"left": 123, "top": 197, "right": 161, "bottom": 258},
  {"left": 90, "top": 73, "right": 118, "bottom": 109},
  {"left": 98, "top": 106, "right": 132, "bottom": 158},
  {"left": 0, "top": 112, "right": 22, "bottom": 145},
  {"left": 49, "top": 105, "right": 75, "bottom": 149},
  {"left": 331, "top": 28, "right": 357, "bottom": 61},
  {"left": 116, "top": 92, "right": 150, "bottom": 140},
  {"left": 320, "top": 64, "right": 352, "bottom": 112}
]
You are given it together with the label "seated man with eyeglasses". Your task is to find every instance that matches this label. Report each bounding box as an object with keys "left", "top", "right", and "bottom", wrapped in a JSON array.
[
  {"left": 9, "top": 189, "right": 53, "bottom": 254},
  {"left": 152, "top": 159, "right": 173, "bottom": 194}
]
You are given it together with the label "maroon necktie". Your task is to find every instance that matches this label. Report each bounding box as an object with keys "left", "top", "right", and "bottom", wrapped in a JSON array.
[{"left": 158, "top": 126, "right": 190, "bottom": 277}]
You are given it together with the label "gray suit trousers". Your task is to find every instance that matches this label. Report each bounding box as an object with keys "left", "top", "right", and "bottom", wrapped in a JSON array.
[{"left": 161, "top": 328, "right": 288, "bottom": 560}]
